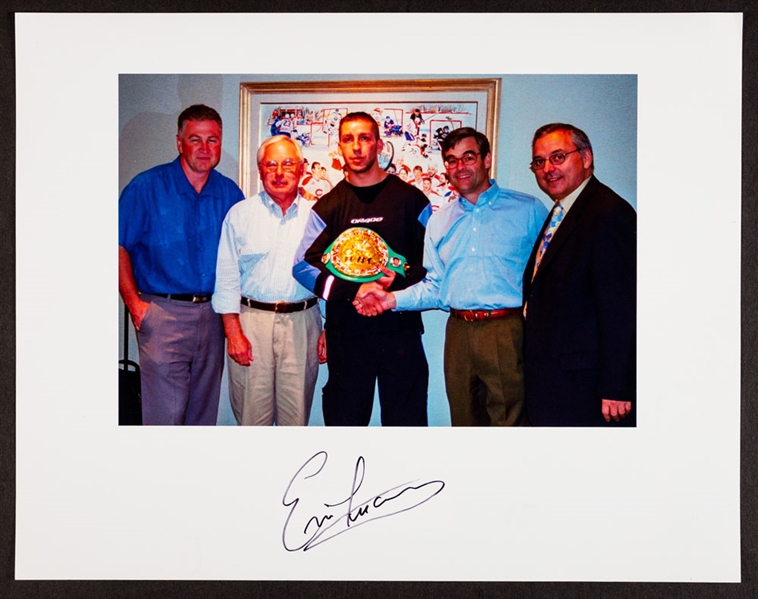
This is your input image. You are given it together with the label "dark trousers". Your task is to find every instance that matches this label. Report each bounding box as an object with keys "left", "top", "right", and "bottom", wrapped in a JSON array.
[
  {"left": 443, "top": 315, "right": 527, "bottom": 426},
  {"left": 322, "top": 328, "right": 429, "bottom": 426}
]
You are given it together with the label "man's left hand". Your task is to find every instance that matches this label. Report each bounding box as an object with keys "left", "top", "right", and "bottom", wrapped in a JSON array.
[
  {"left": 317, "top": 330, "right": 327, "bottom": 364},
  {"left": 601, "top": 399, "right": 632, "bottom": 422},
  {"left": 376, "top": 266, "right": 396, "bottom": 289}
]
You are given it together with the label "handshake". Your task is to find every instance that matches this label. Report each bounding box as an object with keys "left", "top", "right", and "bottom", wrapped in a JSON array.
[{"left": 352, "top": 268, "right": 398, "bottom": 317}]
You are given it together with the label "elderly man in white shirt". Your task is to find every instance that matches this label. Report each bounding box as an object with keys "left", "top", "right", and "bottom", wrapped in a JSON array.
[{"left": 213, "top": 135, "right": 325, "bottom": 426}]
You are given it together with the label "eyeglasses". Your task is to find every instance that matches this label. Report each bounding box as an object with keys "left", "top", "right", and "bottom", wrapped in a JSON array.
[
  {"left": 529, "top": 149, "right": 581, "bottom": 171},
  {"left": 444, "top": 151, "right": 480, "bottom": 169},
  {"left": 259, "top": 159, "right": 301, "bottom": 173}
]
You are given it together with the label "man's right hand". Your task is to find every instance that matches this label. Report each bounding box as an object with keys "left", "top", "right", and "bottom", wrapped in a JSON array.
[
  {"left": 119, "top": 246, "right": 151, "bottom": 330},
  {"left": 221, "top": 313, "right": 254, "bottom": 366},
  {"left": 353, "top": 283, "right": 397, "bottom": 316},
  {"left": 128, "top": 299, "right": 150, "bottom": 331},
  {"left": 227, "top": 329, "right": 254, "bottom": 366}
]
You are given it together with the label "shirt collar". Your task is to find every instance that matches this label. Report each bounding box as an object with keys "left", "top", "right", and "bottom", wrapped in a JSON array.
[
  {"left": 458, "top": 179, "right": 499, "bottom": 210},
  {"left": 171, "top": 156, "right": 221, "bottom": 198},
  {"left": 260, "top": 190, "right": 302, "bottom": 219},
  {"left": 557, "top": 175, "right": 592, "bottom": 214}
]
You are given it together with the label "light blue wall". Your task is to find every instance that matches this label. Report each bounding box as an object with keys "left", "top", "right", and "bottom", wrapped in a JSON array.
[
  {"left": 498, "top": 74, "right": 637, "bottom": 209},
  {"left": 119, "top": 73, "right": 637, "bottom": 208},
  {"left": 119, "top": 74, "right": 637, "bottom": 426}
]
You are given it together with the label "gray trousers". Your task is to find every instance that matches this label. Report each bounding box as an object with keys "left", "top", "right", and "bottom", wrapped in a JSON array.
[{"left": 136, "top": 294, "right": 225, "bottom": 425}]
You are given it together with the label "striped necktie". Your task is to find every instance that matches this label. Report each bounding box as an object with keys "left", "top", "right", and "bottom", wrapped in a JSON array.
[{"left": 532, "top": 202, "right": 564, "bottom": 280}]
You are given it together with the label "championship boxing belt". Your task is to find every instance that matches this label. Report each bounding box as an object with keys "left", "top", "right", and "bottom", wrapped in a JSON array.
[{"left": 322, "top": 227, "right": 409, "bottom": 283}]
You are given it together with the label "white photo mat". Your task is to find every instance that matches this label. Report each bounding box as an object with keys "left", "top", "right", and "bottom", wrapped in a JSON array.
[{"left": 15, "top": 13, "right": 741, "bottom": 581}]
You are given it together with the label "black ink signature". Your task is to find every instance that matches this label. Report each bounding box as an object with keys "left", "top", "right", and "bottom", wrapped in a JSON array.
[{"left": 282, "top": 451, "right": 445, "bottom": 551}]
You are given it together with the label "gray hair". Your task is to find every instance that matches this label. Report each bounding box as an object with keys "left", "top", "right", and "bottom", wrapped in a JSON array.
[
  {"left": 532, "top": 123, "right": 594, "bottom": 169},
  {"left": 256, "top": 135, "right": 303, "bottom": 164}
]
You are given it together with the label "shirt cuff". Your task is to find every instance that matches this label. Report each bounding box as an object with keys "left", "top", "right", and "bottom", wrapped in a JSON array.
[
  {"left": 211, "top": 293, "right": 241, "bottom": 315},
  {"left": 393, "top": 288, "right": 411, "bottom": 311}
]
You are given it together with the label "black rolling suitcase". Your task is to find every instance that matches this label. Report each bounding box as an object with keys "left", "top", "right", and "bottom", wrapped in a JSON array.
[{"left": 119, "top": 311, "right": 142, "bottom": 425}]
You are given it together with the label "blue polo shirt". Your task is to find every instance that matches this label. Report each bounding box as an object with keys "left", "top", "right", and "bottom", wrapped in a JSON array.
[{"left": 119, "top": 157, "right": 244, "bottom": 294}]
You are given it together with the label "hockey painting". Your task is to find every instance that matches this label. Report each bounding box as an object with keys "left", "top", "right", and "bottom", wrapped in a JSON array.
[
  {"left": 239, "top": 80, "right": 500, "bottom": 213},
  {"left": 263, "top": 101, "right": 475, "bottom": 209}
]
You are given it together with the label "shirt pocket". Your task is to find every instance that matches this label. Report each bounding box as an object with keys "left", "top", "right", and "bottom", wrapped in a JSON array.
[
  {"left": 238, "top": 250, "right": 266, "bottom": 273},
  {"left": 483, "top": 218, "right": 530, "bottom": 256}
]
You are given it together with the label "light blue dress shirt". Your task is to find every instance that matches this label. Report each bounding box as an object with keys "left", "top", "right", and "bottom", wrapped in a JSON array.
[
  {"left": 394, "top": 180, "right": 549, "bottom": 311},
  {"left": 212, "top": 191, "right": 317, "bottom": 314}
]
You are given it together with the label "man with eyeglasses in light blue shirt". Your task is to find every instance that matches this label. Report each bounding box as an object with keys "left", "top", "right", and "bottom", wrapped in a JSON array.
[
  {"left": 355, "top": 127, "right": 548, "bottom": 426},
  {"left": 213, "top": 136, "right": 325, "bottom": 426}
]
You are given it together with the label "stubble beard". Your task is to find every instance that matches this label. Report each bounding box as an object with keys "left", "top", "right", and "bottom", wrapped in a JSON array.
[{"left": 346, "top": 155, "right": 376, "bottom": 176}]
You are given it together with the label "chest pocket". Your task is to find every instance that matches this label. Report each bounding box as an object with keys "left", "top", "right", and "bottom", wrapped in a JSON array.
[
  {"left": 236, "top": 233, "right": 269, "bottom": 271},
  {"left": 481, "top": 219, "right": 530, "bottom": 264}
]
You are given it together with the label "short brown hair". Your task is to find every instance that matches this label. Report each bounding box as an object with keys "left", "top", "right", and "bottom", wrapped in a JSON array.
[
  {"left": 440, "top": 127, "right": 490, "bottom": 158},
  {"left": 177, "top": 104, "right": 223, "bottom": 134},
  {"left": 338, "top": 111, "right": 379, "bottom": 140}
]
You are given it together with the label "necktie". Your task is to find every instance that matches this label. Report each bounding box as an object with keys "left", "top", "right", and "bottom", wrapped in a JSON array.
[{"left": 532, "top": 202, "right": 564, "bottom": 280}]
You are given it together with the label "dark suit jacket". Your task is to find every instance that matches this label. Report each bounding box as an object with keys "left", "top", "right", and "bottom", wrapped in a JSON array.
[{"left": 522, "top": 176, "right": 636, "bottom": 426}]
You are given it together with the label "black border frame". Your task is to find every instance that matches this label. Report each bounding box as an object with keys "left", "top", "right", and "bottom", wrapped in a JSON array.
[{"left": 2, "top": 3, "right": 754, "bottom": 598}]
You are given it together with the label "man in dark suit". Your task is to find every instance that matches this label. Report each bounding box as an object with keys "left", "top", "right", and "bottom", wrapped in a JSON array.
[{"left": 523, "top": 123, "right": 636, "bottom": 427}]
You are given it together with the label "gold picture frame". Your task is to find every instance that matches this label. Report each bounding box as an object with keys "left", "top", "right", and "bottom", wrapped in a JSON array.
[{"left": 238, "top": 78, "right": 501, "bottom": 198}]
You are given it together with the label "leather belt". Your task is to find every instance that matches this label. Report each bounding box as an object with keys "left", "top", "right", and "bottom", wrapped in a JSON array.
[
  {"left": 450, "top": 307, "right": 522, "bottom": 322},
  {"left": 241, "top": 297, "right": 318, "bottom": 313},
  {"left": 153, "top": 293, "right": 212, "bottom": 303}
]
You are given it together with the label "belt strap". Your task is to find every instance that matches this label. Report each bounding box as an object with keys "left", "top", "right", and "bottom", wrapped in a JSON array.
[
  {"left": 450, "top": 307, "right": 522, "bottom": 322},
  {"left": 153, "top": 293, "right": 212, "bottom": 303},
  {"left": 241, "top": 297, "right": 318, "bottom": 313}
]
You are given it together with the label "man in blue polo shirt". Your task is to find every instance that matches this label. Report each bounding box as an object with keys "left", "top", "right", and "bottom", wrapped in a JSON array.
[{"left": 119, "top": 104, "right": 244, "bottom": 425}]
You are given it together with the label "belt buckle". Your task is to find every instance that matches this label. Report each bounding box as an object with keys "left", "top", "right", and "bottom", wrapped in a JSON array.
[
  {"left": 274, "top": 301, "right": 285, "bottom": 313},
  {"left": 463, "top": 311, "right": 474, "bottom": 323},
  {"left": 192, "top": 295, "right": 202, "bottom": 303}
]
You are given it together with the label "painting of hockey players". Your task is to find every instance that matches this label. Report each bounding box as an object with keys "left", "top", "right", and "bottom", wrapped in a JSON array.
[{"left": 262, "top": 101, "right": 479, "bottom": 211}]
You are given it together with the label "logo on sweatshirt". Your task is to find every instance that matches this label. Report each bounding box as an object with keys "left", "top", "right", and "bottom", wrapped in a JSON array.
[{"left": 350, "top": 217, "right": 384, "bottom": 224}]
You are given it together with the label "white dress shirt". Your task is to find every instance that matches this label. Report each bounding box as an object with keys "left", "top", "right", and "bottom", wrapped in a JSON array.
[{"left": 212, "top": 191, "right": 316, "bottom": 314}]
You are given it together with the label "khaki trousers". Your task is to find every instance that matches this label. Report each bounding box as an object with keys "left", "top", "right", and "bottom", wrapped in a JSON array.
[
  {"left": 443, "top": 314, "right": 527, "bottom": 426},
  {"left": 227, "top": 304, "right": 322, "bottom": 426}
]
